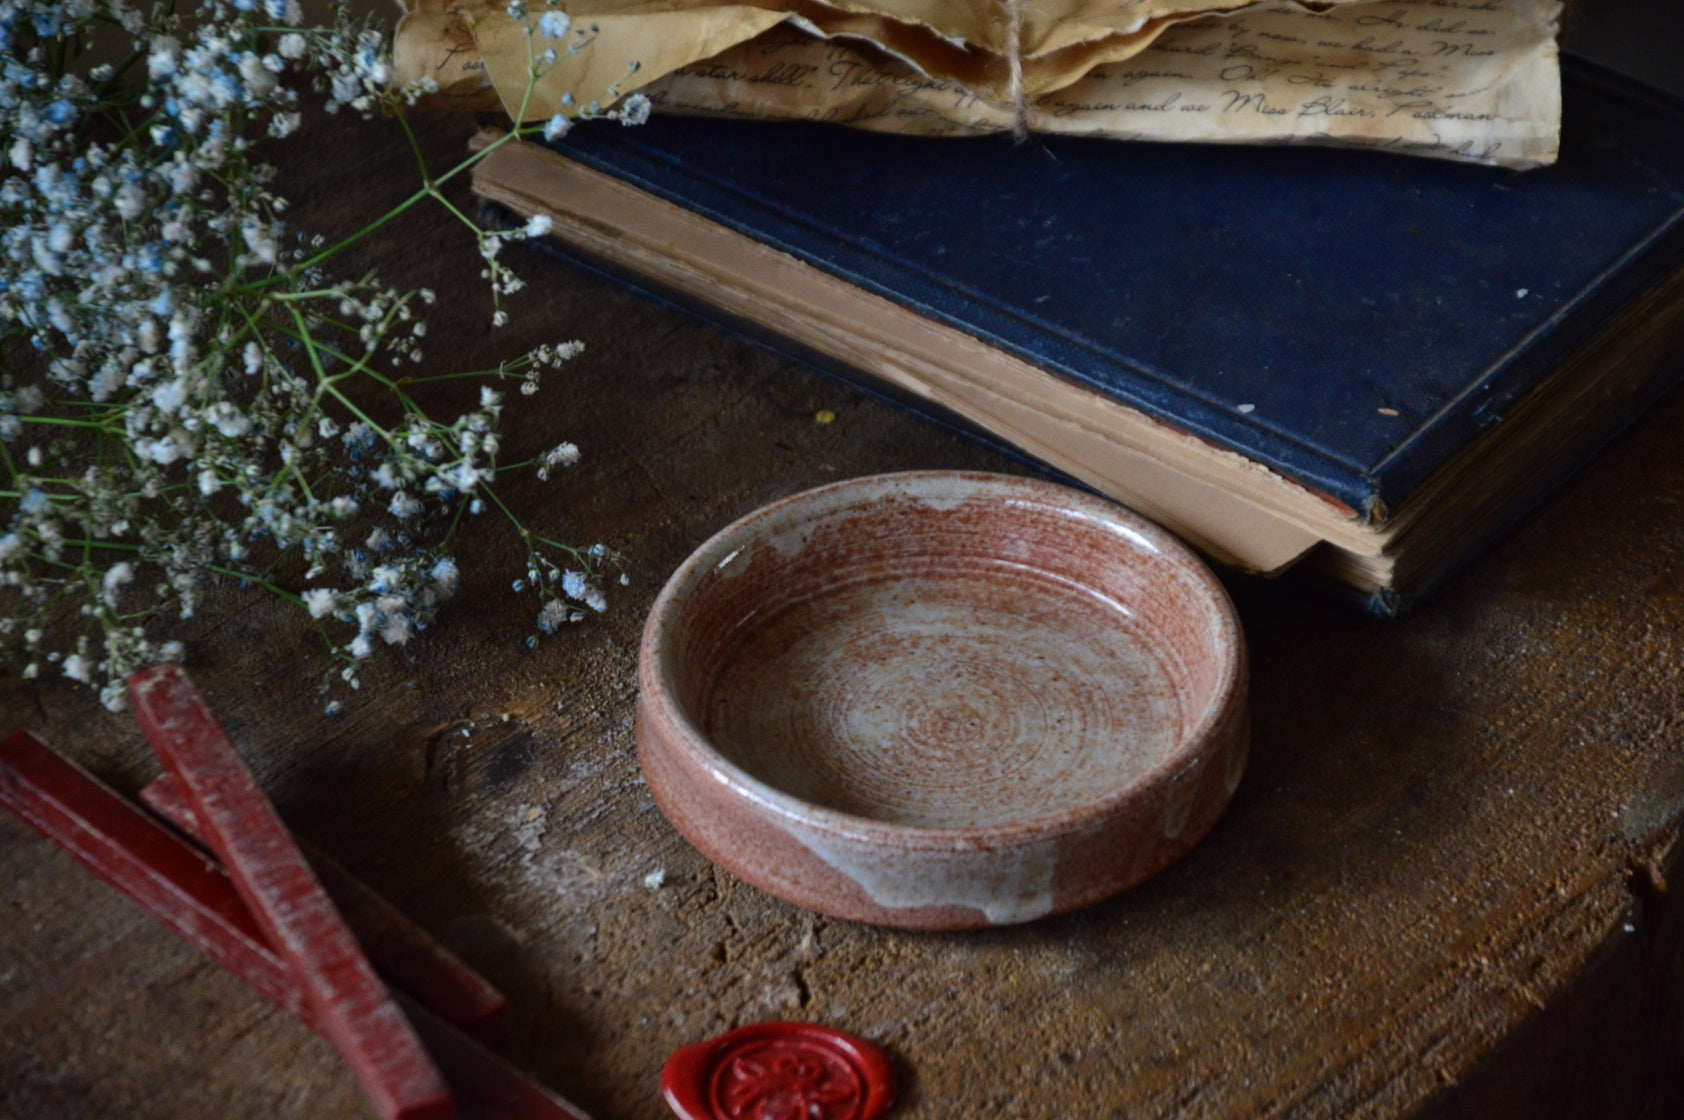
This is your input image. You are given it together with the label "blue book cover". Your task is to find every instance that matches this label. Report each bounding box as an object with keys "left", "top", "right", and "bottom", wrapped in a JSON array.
[{"left": 476, "top": 57, "right": 1684, "bottom": 608}]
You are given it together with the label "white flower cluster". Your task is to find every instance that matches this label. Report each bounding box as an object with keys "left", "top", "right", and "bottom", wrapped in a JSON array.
[
  {"left": 517, "top": 0, "right": 652, "bottom": 147},
  {"left": 521, "top": 540, "right": 613, "bottom": 645},
  {"left": 1, "top": 0, "right": 624, "bottom": 709}
]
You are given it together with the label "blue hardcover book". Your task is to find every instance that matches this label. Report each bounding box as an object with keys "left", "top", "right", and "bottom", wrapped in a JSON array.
[{"left": 472, "top": 57, "right": 1684, "bottom": 612}]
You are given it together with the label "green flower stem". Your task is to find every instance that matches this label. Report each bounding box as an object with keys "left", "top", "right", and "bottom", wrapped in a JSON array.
[
  {"left": 315, "top": 381, "right": 394, "bottom": 443},
  {"left": 437, "top": 490, "right": 473, "bottom": 551},
  {"left": 49, "top": 539, "right": 306, "bottom": 607},
  {"left": 90, "top": 42, "right": 146, "bottom": 99},
  {"left": 249, "top": 54, "right": 557, "bottom": 297},
  {"left": 393, "top": 104, "right": 433, "bottom": 182},
  {"left": 398, "top": 362, "right": 532, "bottom": 385},
  {"left": 280, "top": 139, "right": 511, "bottom": 283},
  {"left": 479, "top": 483, "right": 588, "bottom": 563},
  {"left": 4, "top": 5, "right": 615, "bottom": 709},
  {"left": 15, "top": 414, "right": 119, "bottom": 430},
  {"left": 424, "top": 185, "right": 489, "bottom": 237},
  {"left": 206, "top": 564, "right": 306, "bottom": 606}
]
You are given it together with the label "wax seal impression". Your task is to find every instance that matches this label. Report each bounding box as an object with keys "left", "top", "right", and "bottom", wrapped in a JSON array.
[{"left": 661, "top": 1021, "right": 897, "bottom": 1120}]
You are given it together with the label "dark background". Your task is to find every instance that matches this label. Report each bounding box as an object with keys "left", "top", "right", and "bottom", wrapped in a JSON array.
[{"left": 1566, "top": 0, "right": 1684, "bottom": 94}]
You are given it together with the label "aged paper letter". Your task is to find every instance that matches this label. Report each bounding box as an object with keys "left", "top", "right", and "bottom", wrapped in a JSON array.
[{"left": 394, "top": 0, "right": 1561, "bottom": 166}]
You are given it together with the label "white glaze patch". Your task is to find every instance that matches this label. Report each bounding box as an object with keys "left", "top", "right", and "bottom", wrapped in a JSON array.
[
  {"left": 713, "top": 546, "right": 749, "bottom": 577},
  {"left": 763, "top": 520, "right": 815, "bottom": 560},
  {"left": 902, "top": 486, "right": 976, "bottom": 513},
  {"left": 788, "top": 822, "right": 1058, "bottom": 925}
]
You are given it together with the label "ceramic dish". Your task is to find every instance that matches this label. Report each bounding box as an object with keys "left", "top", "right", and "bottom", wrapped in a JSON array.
[{"left": 635, "top": 471, "right": 1248, "bottom": 930}]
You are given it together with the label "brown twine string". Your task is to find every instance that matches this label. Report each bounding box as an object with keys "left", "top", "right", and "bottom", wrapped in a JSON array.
[{"left": 1004, "top": 0, "right": 1029, "bottom": 141}]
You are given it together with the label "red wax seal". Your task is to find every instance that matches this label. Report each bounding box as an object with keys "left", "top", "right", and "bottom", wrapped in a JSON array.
[{"left": 661, "top": 1021, "right": 897, "bottom": 1120}]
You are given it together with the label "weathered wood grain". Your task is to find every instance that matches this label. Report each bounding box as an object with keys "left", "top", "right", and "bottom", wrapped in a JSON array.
[
  {"left": 139, "top": 772, "right": 512, "bottom": 1049},
  {"left": 2, "top": 104, "right": 1681, "bottom": 1120}
]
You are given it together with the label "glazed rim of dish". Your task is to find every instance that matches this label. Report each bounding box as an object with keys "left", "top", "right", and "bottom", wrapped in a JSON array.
[{"left": 638, "top": 470, "right": 1245, "bottom": 847}]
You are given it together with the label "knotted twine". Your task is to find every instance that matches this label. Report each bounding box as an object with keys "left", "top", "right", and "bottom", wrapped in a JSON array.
[{"left": 1003, "top": 0, "right": 1030, "bottom": 139}]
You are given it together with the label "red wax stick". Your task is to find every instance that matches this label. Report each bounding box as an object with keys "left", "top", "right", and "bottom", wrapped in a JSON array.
[
  {"left": 0, "top": 729, "right": 309, "bottom": 1019},
  {"left": 142, "top": 774, "right": 511, "bottom": 1049},
  {"left": 0, "top": 730, "right": 593, "bottom": 1120},
  {"left": 129, "top": 665, "right": 456, "bottom": 1120}
]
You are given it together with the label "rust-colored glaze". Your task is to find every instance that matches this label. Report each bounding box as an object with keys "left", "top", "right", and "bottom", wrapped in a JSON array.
[
  {"left": 637, "top": 472, "right": 1247, "bottom": 929},
  {"left": 129, "top": 665, "right": 458, "bottom": 1120},
  {"left": 141, "top": 774, "right": 512, "bottom": 1049},
  {"left": 661, "top": 1022, "right": 896, "bottom": 1120}
]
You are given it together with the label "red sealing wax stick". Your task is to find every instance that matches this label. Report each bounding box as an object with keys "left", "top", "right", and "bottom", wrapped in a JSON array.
[
  {"left": 129, "top": 664, "right": 456, "bottom": 1120},
  {"left": 0, "top": 729, "right": 310, "bottom": 1020},
  {"left": 143, "top": 773, "right": 511, "bottom": 1049},
  {"left": 661, "top": 1021, "right": 897, "bottom": 1120},
  {"left": 0, "top": 730, "right": 593, "bottom": 1120}
]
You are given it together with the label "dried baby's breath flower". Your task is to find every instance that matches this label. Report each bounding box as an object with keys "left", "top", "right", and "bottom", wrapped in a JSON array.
[{"left": 1, "top": 0, "right": 636, "bottom": 710}]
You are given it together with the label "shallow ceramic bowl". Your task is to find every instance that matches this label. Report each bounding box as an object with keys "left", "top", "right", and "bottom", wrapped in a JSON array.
[{"left": 636, "top": 471, "right": 1248, "bottom": 930}]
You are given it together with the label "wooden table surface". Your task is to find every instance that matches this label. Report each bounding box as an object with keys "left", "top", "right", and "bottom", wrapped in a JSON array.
[{"left": 4, "top": 98, "right": 1683, "bottom": 1120}]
